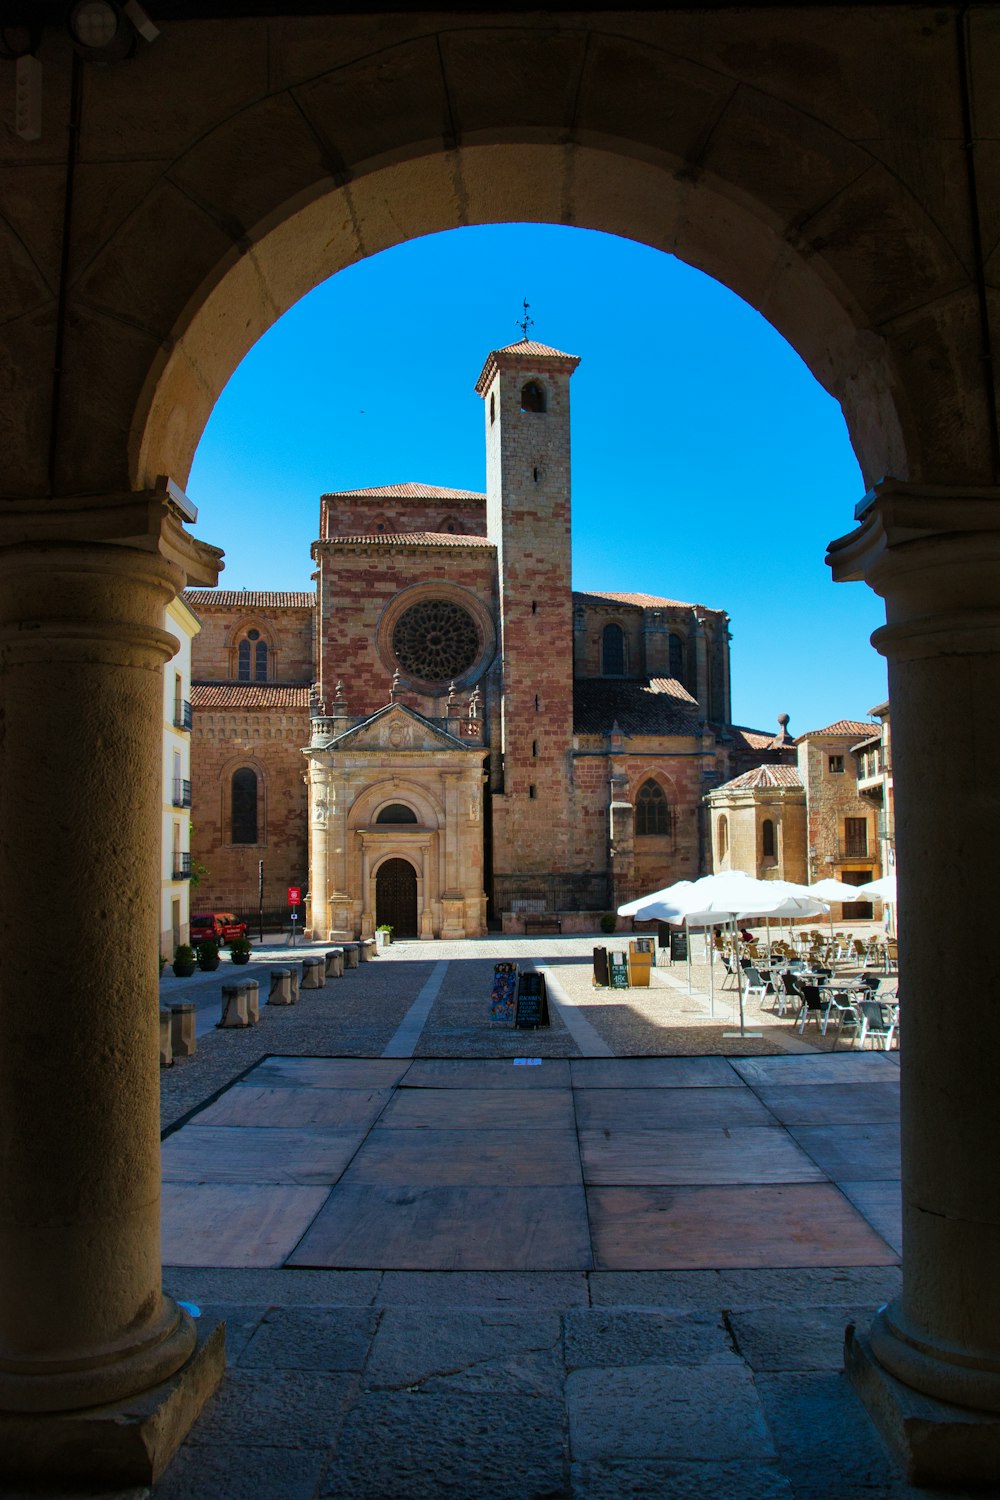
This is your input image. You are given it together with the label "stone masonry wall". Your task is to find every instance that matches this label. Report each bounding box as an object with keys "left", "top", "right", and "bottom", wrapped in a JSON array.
[
  {"left": 190, "top": 708, "right": 309, "bottom": 915},
  {"left": 189, "top": 601, "right": 315, "bottom": 683}
]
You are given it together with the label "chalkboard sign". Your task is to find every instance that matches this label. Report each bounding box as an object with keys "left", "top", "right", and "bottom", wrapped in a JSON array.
[
  {"left": 609, "top": 951, "right": 629, "bottom": 989},
  {"left": 515, "top": 971, "right": 550, "bottom": 1029},
  {"left": 592, "top": 946, "right": 609, "bottom": 987},
  {"left": 670, "top": 929, "right": 688, "bottom": 961},
  {"left": 490, "top": 962, "right": 519, "bottom": 1026}
]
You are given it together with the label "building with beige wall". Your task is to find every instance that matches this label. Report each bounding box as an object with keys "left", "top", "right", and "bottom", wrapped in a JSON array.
[{"left": 159, "top": 596, "right": 199, "bottom": 959}]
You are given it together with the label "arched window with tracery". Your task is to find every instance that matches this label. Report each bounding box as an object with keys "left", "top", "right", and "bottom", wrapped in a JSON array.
[
  {"left": 237, "top": 628, "right": 268, "bottom": 682},
  {"left": 520, "top": 380, "right": 546, "bottom": 413},
  {"left": 231, "top": 767, "right": 258, "bottom": 844},
  {"left": 636, "top": 779, "right": 669, "bottom": 837},
  {"left": 718, "top": 814, "right": 729, "bottom": 861},
  {"left": 602, "top": 623, "right": 626, "bottom": 676}
]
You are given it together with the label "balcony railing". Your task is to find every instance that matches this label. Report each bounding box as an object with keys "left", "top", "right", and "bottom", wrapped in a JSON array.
[
  {"left": 173, "top": 699, "right": 193, "bottom": 731},
  {"left": 172, "top": 852, "right": 192, "bottom": 880},
  {"left": 837, "top": 840, "right": 870, "bottom": 860},
  {"left": 172, "top": 778, "right": 192, "bottom": 809}
]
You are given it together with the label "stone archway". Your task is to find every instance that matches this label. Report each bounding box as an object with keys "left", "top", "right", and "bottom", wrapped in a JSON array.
[
  {"left": 375, "top": 857, "right": 419, "bottom": 939},
  {"left": 2, "top": 9, "right": 999, "bottom": 1489}
]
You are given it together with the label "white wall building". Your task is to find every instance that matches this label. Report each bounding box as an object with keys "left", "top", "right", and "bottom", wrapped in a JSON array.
[{"left": 161, "top": 596, "right": 200, "bottom": 958}]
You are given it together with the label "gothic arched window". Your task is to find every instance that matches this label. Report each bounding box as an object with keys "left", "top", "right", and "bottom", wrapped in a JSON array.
[
  {"left": 669, "top": 633, "right": 685, "bottom": 680},
  {"left": 231, "top": 767, "right": 258, "bottom": 844},
  {"left": 520, "top": 380, "right": 546, "bottom": 413},
  {"left": 762, "top": 818, "right": 776, "bottom": 859},
  {"left": 602, "top": 623, "right": 626, "bottom": 676},
  {"left": 636, "top": 780, "right": 669, "bottom": 836},
  {"left": 718, "top": 814, "right": 729, "bottom": 861},
  {"left": 237, "top": 628, "right": 268, "bottom": 682}
]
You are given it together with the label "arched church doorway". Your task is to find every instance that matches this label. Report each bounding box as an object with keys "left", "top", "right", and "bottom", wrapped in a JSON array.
[{"left": 376, "top": 858, "right": 418, "bottom": 939}]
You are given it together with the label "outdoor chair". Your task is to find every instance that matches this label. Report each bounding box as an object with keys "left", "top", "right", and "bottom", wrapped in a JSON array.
[
  {"left": 773, "top": 969, "right": 801, "bottom": 1017},
  {"left": 742, "top": 966, "right": 770, "bottom": 1007},
  {"left": 855, "top": 998, "right": 898, "bottom": 1050},
  {"left": 720, "top": 953, "right": 740, "bottom": 990},
  {"left": 818, "top": 986, "right": 857, "bottom": 1040},
  {"left": 794, "top": 982, "right": 827, "bottom": 1034}
]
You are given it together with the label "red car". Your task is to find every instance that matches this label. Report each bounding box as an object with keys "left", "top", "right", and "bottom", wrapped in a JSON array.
[{"left": 189, "top": 911, "right": 248, "bottom": 946}]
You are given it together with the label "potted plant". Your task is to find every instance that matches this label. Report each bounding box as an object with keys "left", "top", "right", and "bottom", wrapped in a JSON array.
[
  {"left": 172, "top": 943, "right": 197, "bottom": 978},
  {"left": 229, "top": 936, "right": 252, "bottom": 965},
  {"left": 375, "top": 924, "right": 393, "bottom": 950},
  {"left": 195, "top": 938, "right": 220, "bottom": 972},
  {"left": 600, "top": 913, "right": 617, "bottom": 934}
]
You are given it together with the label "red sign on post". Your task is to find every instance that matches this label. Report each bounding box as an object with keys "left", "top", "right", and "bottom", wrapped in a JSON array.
[{"left": 287, "top": 886, "right": 301, "bottom": 906}]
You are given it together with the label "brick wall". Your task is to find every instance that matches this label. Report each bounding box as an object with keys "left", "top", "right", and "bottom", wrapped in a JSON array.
[{"left": 189, "top": 600, "right": 315, "bottom": 683}]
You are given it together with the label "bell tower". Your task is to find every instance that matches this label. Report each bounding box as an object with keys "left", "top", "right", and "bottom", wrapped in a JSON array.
[{"left": 475, "top": 335, "right": 580, "bottom": 885}]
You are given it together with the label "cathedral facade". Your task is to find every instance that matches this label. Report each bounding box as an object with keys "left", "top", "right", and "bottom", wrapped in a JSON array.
[{"left": 187, "top": 339, "right": 789, "bottom": 939}]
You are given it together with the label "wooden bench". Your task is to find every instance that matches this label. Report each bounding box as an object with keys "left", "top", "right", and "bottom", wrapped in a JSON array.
[{"left": 523, "top": 914, "right": 562, "bottom": 935}]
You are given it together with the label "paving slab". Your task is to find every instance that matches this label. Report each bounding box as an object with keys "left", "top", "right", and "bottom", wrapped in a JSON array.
[
  {"left": 244, "top": 1057, "right": 412, "bottom": 1090},
  {"left": 181, "top": 1368, "right": 357, "bottom": 1450},
  {"left": 574, "top": 1086, "right": 775, "bottom": 1132},
  {"left": 363, "top": 1308, "right": 563, "bottom": 1395},
  {"left": 342, "top": 1126, "right": 583, "bottom": 1185},
  {"left": 731, "top": 1053, "right": 900, "bottom": 1087},
  {"left": 375, "top": 1270, "right": 591, "bottom": 1309},
  {"left": 192, "top": 1084, "right": 394, "bottom": 1130},
  {"left": 788, "top": 1121, "right": 900, "bottom": 1181},
  {"left": 579, "top": 1126, "right": 825, "bottom": 1186},
  {"left": 151, "top": 1442, "right": 328, "bottom": 1500},
  {"left": 236, "top": 1306, "right": 380, "bottom": 1371},
  {"left": 569, "top": 1458, "right": 795, "bottom": 1499},
  {"left": 319, "top": 1389, "right": 567, "bottom": 1499},
  {"left": 161, "top": 1125, "right": 363, "bottom": 1185},
  {"left": 839, "top": 1179, "right": 903, "bottom": 1255},
  {"left": 570, "top": 1056, "right": 743, "bottom": 1089},
  {"left": 727, "top": 1303, "right": 882, "bottom": 1372},
  {"left": 401, "top": 1057, "right": 571, "bottom": 1088},
  {"left": 588, "top": 1265, "right": 903, "bottom": 1311},
  {"left": 567, "top": 1364, "right": 776, "bottom": 1462},
  {"left": 288, "top": 1183, "right": 593, "bottom": 1271},
  {"left": 564, "top": 1308, "right": 739, "bottom": 1371},
  {"left": 162, "top": 1183, "right": 331, "bottom": 1268},
  {"left": 752, "top": 1081, "right": 900, "bottom": 1127},
  {"left": 377, "top": 1084, "right": 576, "bottom": 1130},
  {"left": 587, "top": 1184, "right": 899, "bottom": 1271}
]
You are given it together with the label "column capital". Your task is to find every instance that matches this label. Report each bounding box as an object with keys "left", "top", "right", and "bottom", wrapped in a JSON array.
[
  {"left": 0, "top": 489, "right": 223, "bottom": 589},
  {"left": 827, "top": 478, "right": 1000, "bottom": 661}
]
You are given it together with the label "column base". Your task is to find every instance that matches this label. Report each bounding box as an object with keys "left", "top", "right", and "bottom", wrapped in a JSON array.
[
  {"left": 0, "top": 1318, "right": 225, "bottom": 1488},
  {"left": 846, "top": 1324, "right": 1000, "bottom": 1490}
]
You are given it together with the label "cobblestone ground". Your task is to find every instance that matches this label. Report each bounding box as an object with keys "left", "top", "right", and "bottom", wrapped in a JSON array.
[{"left": 120, "top": 933, "right": 925, "bottom": 1500}]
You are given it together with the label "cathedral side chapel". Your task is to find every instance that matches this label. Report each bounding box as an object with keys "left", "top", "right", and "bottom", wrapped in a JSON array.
[{"left": 187, "top": 338, "right": 792, "bottom": 938}]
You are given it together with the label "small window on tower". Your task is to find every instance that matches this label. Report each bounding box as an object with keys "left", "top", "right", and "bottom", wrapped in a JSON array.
[
  {"left": 490, "top": 392, "right": 496, "bottom": 424},
  {"left": 520, "top": 381, "right": 546, "bottom": 413}
]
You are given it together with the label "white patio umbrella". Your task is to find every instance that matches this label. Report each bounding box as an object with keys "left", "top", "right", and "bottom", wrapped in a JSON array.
[
  {"left": 650, "top": 871, "right": 829, "bottom": 1037},
  {"left": 857, "top": 874, "right": 897, "bottom": 901},
  {"left": 809, "top": 876, "right": 870, "bottom": 939}
]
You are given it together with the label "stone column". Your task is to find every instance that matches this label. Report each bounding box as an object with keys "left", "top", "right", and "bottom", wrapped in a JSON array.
[
  {"left": 308, "top": 762, "right": 330, "bottom": 940},
  {"left": 829, "top": 482, "right": 1000, "bottom": 1483},
  {"left": 419, "top": 842, "right": 434, "bottom": 939},
  {"left": 0, "top": 496, "right": 224, "bottom": 1473}
]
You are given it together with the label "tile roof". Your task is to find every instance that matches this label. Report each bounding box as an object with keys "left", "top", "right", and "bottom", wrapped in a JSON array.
[
  {"left": 475, "top": 339, "right": 581, "bottom": 393},
  {"left": 191, "top": 683, "right": 312, "bottom": 710},
  {"left": 574, "top": 678, "right": 702, "bottom": 737},
  {"left": 184, "top": 590, "right": 315, "bottom": 610},
  {"left": 711, "top": 764, "right": 804, "bottom": 793},
  {"left": 319, "top": 532, "right": 495, "bottom": 548},
  {"left": 321, "top": 482, "right": 485, "bottom": 501},
  {"left": 796, "top": 719, "right": 874, "bottom": 741},
  {"left": 733, "top": 727, "right": 785, "bottom": 750},
  {"left": 575, "top": 590, "right": 726, "bottom": 615}
]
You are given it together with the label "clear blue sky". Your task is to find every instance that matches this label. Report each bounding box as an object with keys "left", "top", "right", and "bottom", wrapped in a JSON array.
[{"left": 188, "top": 222, "right": 888, "bottom": 736}]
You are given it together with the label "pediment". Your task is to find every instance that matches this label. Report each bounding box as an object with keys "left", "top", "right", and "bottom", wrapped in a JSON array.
[{"left": 328, "top": 703, "right": 469, "bottom": 753}]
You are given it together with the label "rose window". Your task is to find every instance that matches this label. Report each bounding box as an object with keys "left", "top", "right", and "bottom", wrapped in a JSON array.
[{"left": 392, "top": 599, "right": 479, "bottom": 683}]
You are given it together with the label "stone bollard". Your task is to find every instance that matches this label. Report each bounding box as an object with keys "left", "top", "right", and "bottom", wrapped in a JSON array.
[
  {"left": 359, "top": 939, "right": 376, "bottom": 962},
  {"left": 218, "top": 983, "right": 249, "bottom": 1028},
  {"left": 343, "top": 942, "right": 359, "bottom": 970},
  {"left": 288, "top": 966, "right": 300, "bottom": 1003},
  {"left": 268, "top": 968, "right": 295, "bottom": 1005},
  {"left": 159, "top": 1009, "right": 173, "bottom": 1067},
  {"left": 244, "top": 980, "right": 260, "bottom": 1024},
  {"left": 169, "top": 1002, "right": 197, "bottom": 1059},
  {"left": 325, "top": 947, "right": 344, "bottom": 980},
  {"left": 301, "top": 955, "right": 325, "bottom": 989}
]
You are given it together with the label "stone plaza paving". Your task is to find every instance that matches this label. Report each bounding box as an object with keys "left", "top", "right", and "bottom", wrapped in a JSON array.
[{"left": 11, "top": 935, "right": 958, "bottom": 1500}]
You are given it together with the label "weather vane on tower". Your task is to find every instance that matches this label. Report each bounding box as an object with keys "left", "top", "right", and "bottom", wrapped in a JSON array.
[{"left": 516, "top": 298, "right": 533, "bottom": 341}]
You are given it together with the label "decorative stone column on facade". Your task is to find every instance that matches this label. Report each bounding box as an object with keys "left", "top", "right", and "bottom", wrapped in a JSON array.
[
  {"left": 361, "top": 844, "right": 373, "bottom": 937},
  {"left": 307, "top": 763, "right": 331, "bottom": 939},
  {"left": 829, "top": 481, "right": 1000, "bottom": 1484},
  {"left": 0, "top": 494, "right": 224, "bottom": 1479},
  {"left": 419, "top": 843, "right": 434, "bottom": 938}
]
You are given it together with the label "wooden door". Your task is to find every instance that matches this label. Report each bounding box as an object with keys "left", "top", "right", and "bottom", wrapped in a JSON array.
[{"left": 376, "top": 858, "right": 418, "bottom": 938}]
